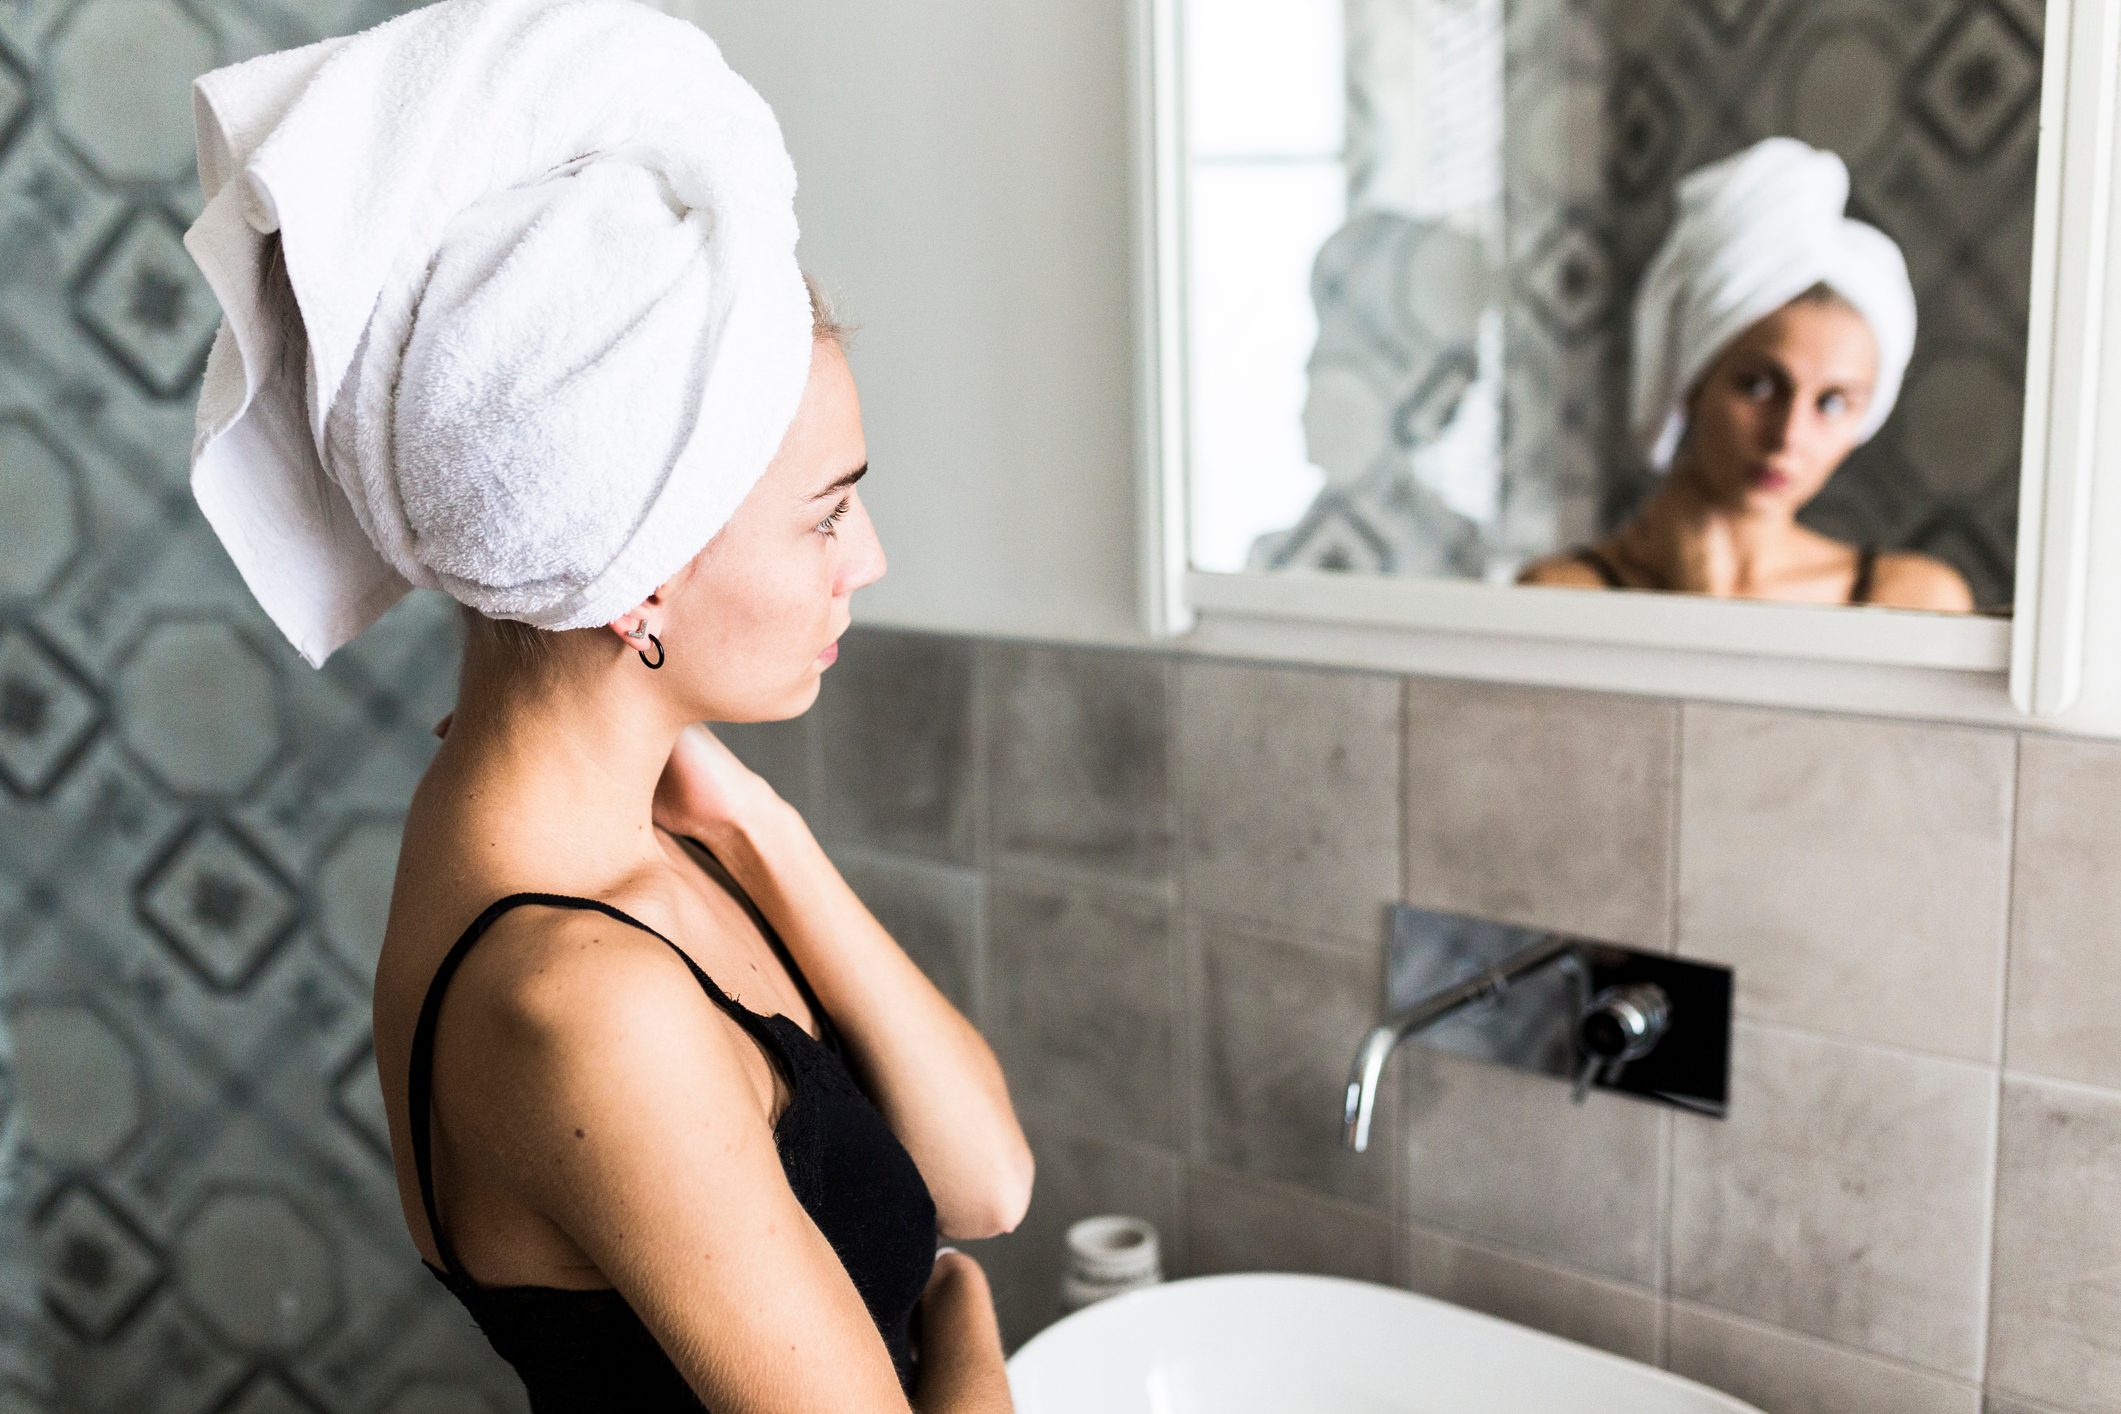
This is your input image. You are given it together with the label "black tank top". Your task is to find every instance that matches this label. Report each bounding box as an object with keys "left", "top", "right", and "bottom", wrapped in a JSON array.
[{"left": 405, "top": 843, "right": 938, "bottom": 1409}]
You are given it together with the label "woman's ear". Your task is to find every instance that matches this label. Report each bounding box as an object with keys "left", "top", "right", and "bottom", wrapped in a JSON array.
[{"left": 606, "top": 580, "right": 673, "bottom": 646}]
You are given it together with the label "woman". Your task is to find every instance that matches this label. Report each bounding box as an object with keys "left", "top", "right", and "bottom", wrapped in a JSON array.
[
  {"left": 1520, "top": 137, "right": 1974, "bottom": 610},
  {"left": 182, "top": 2, "right": 1029, "bottom": 1408}
]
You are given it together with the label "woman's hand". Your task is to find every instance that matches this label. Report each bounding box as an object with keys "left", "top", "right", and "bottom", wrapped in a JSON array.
[
  {"left": 913, "top": 1248, "right": 1013, "bottom": 1412},
  {"left": 431, "top": 713, "right": 788, "bottom": 839},
  {"left": 652, "top": 722, "right": 787, "bottom": 840}
]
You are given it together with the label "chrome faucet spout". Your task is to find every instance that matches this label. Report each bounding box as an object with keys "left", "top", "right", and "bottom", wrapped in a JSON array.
[{"left": 1341, "top": 933, "right": 1578, "bottom": 1152}]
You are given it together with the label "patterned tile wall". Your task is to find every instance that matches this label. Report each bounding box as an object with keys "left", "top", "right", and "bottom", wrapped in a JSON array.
[
  {"left": 0, "top": 2, "right": 527, "bottom": 1410},
  {"left": 1275, "top": 0, "right": 2038, "bottom": 608}
]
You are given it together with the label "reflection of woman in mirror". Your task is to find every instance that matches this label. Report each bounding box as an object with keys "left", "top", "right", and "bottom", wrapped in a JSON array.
[{"left": 1520, "top": 138, "right": 1974, "bottom": 610}]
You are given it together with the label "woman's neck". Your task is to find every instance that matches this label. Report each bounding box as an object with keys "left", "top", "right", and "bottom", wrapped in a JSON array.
[
  {"left": 1629, "top": 472, "right": 1802, "bottom": 596},
  {"left": 423, "top": 648, "right": 686, "bottom": 877}
]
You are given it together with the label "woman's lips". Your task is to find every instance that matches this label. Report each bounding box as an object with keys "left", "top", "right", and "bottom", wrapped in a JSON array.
[{"left": 1749, "top": 464, "right": 1793, "bottom": 492}]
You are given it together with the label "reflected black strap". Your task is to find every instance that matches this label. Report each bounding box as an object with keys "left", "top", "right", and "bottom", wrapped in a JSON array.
[
  {"left": 1850, "top": 544, "right": 1879, "bottom": 605},
  {"left": 1573, "top": 546, "right": 1629, "bottom": 590}
]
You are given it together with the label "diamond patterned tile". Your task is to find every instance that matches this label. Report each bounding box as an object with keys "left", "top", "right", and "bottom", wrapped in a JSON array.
[
  {"left": 208, "top": 1369, "right": 329, "bottom": 1414},
  {"left": 54, "top": 1295, "right": 245, "bottom": 1414},
  {"left": 70, "top": 207, "right": 221, "bottom": 400},
  {"left": 34, "top": 1180, "right": 162, "bottom": 1343},
  {"left": 0, "top": 627, "right": 102, "bottom": 801},
  {"left": 1908, "top": 0, "right": 2042, "bottom": 163},
  {"left": 1513, "top": 214, "right": 1617, "bottom": 346},
  {"left": 2, "top": 1, "right": 510, "bottom": 1405},
  {"left": 135, "top": 819, "right": 301, "bottom": 995},
  {"left": 1608, "top": 58, "right": 1683, "bottom": 198}
]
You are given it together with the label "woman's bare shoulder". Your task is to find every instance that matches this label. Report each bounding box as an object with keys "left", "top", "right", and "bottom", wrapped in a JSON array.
[
  {"left": 1868, "top": 549, "right": 1976, "bottom": 612},
  {"left": 1517, "top": 550, "right": 1610, "bottom": 588},
  {"left": 425, "top": 902, "right": 786, "bottom": 1194}
]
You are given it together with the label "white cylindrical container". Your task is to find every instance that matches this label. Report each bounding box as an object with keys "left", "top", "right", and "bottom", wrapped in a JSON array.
[{"left": 1059, "top": 1214, "right": 1162, "bottom": 1313}]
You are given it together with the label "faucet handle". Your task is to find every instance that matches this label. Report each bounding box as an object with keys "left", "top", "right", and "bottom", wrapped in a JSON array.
[{"left": 1570, "top": 982, "right": 1672, "bottom": 1105}]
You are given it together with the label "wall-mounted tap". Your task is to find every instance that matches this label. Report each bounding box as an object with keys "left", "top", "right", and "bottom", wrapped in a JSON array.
[
  {"left": 1342, "top": 905, "right": 1733, "bottom": 1152},
  {"left": 1341, "top": 930, "right": 1577, "bottom": 1151}
]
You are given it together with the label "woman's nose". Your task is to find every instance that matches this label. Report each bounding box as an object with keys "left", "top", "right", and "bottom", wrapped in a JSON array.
[
  {"left": 840, "top": 517, "right": 887, "bottom": 595},
  {"left": 1758, "top": 399, "right": 1796, "bottom": 452}
]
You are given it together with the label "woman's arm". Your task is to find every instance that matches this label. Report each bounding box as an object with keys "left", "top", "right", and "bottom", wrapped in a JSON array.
[
  {"left": 696, "top": 798, "right": 1035, "bottom": 1240},
  {"left": 445, "top": 913, "right": 932, "bottom": 1410},
  {"left": 913, "top": 1251, "right": 1014, "bottom": 1413},
  {"left": 1869, "top": 551, "right": 1977, "bottom": 612}
]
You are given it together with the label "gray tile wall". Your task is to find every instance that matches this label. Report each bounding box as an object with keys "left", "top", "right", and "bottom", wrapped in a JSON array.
[{"left": 742, "top": 626, "right": 2121, "bottom": 1414}]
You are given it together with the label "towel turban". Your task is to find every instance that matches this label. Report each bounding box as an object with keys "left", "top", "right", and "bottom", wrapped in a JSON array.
[
  {"left": 1629, "top": 136, "right": 1916, "bottom": 472},
  {"left": 183, "top": 0, "right": 812, "bottom": 666}
]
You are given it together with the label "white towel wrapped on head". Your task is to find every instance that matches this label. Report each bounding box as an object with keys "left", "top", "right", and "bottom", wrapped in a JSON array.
[
  {"left": 1629, "top": 136, "right": 1916, "bottom": 472},
  {"left": 183, "top": 0, "right": 811, "bottom": 667}
]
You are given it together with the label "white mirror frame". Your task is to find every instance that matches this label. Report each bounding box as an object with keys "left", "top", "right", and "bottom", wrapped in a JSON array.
[{"left": 1130, "top": 0, "right": 2121, "bottom": 733}]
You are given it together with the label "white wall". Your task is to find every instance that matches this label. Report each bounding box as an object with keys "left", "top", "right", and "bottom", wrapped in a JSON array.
[{"left": 668, "top": 0, "right": 1149, "bottom": 645}]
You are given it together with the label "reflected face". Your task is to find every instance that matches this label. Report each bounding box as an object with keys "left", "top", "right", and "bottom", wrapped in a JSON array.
[
  {"left": 659, "top": 340, "right": 886, "bottom": 720},
  {"left": 1677, "top": 295, "right": 1879, "bottom": 513}
]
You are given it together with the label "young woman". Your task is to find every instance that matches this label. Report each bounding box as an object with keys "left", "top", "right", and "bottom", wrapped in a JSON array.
[
  {"left": 1520, "top": 137, "right": 1974, "bottom": 611},
  {"left": 183, "top": 2, "right": 1029, "bottom": 1407},
  {"left": 373, "top": 300, "right": 1029, "bottom": 1412}
]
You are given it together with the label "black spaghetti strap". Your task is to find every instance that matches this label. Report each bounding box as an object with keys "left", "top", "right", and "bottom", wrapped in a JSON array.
[
  {"left": 406, "top": 890, "right": 780, "bottom": 1282},
  {"left": 1850, "top": 543, "right": 1879, "bottom": 605},
  {"left": 682, "top": 837, "right": 840, "bottom": 1051},
  {"left": 1573, "top": 546, "right": 1629, "bottom": 589}
]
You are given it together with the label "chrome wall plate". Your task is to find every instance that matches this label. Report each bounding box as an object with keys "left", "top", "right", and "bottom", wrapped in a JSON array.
[{"left": 1382, "top": 903, "right": 1732, "bottom": 1117}]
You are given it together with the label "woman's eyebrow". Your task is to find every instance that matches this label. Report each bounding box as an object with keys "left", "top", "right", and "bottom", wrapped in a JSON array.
[{"left": 807, "top": 462, "right": 867, "bottom": 501}]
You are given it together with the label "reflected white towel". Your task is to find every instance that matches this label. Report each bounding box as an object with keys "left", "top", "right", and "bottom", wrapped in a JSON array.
[
  {"left": 182, "top": 0, "right": 810, "bottom": 667},
  {"left": 1629, "top": 136, "right": 1916, "bottom": 472}
]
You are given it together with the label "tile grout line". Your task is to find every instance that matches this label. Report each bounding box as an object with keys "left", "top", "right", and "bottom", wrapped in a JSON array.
[
  {"left": 1165, "top": 651, "right": 1194, "bottom": 1269},
  {"left": 1980, "top": 730, "right": 2027, "bottom": 1395},
  {"left": 1660, "top": 700, "right": 1688, "bottom": 1362},
  {"left": 1663, "top": 1295, "right": 1989, "bottom": 1393},
  {"left": 1394, "top": 672, "right": 1414, "bottom": 1240},
  {"left": 972, "top": 638, "right": 997, "bottom": 1032}
]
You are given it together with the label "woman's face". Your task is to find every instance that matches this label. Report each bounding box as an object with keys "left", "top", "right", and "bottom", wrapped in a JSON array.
[
  {"left": 650, "top": 338, "right": 885, "bottom": 721},
  {"left": 1677, "top": 296, "right": 1879, "bottom": 513}
]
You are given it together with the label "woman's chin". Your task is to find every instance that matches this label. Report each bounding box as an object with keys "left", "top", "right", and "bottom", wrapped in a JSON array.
[{"left": 1739, "top": 479, "right": 1807, "bottom": 514}]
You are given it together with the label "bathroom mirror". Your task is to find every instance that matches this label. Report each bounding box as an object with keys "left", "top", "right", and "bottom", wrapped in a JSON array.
[
  {"left": 1179, "top": 0, "right": 2037, "bottom": 610},
  {"left": 1136, "top": 0, "right": 2121, "bottom": 726}
]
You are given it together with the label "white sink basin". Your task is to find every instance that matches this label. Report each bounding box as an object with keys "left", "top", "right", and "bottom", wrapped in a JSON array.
[{"left": 1006, "top": 1273, "right": 1763, "bottom": 1414}]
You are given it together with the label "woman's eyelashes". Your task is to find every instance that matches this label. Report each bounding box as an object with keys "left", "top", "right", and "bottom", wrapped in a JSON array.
[
  {"left": 1736, "top": 370, "right": 1779, "bottom": 401},
  {"left": 816, "top": 495, "right": 852, "bottom": 538}
]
